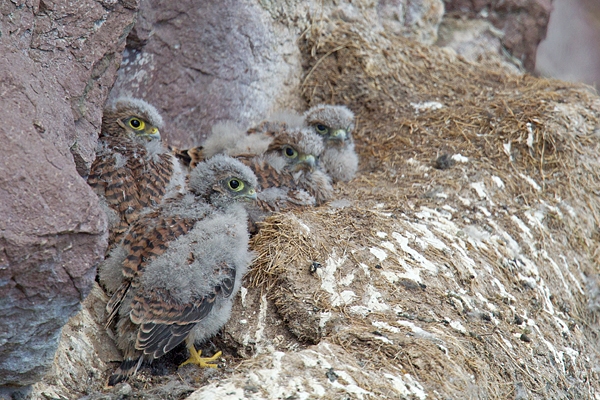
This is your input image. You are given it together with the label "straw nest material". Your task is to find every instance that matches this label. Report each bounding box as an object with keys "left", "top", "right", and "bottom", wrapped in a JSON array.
[{"left": 243, "top": 21, "right": 600, "bottom": 398}]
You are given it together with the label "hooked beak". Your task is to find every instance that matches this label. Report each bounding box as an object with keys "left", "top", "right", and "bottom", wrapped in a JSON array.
[
  {"left": 143, "top": 129, "right": 161, "bottom": 141},
  {"left": 331, "top": 129, "right": 347, "bottom": 141},
  {"left": 244, "top": 188, "right": 257, "bottom": 201},
  {"left": 298, "top": 154, "right": 316, "bottom": 169}
]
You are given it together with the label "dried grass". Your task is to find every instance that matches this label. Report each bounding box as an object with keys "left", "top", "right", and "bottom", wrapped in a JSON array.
[{"left": 246, "top": 21, "right": 600, "bottom": 399}]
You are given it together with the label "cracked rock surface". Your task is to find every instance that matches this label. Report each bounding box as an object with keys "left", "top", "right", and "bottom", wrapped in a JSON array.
[{"left": 0, "top": 0, "right": 136, "bottom": 396}]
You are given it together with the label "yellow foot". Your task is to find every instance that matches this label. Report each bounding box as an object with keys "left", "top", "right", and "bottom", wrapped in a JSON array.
[{"left": 179, "top": 347, "right": 222, "bottom": 369}]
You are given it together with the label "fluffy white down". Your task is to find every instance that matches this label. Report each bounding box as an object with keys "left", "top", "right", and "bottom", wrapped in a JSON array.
[
  {"left": 320, "top": 144, "right": 359, "bottom": 182},
  {"left": 162, "top": 153, "right": 187, "bottom": 201},
  {"left": 113, "top": 153, "right": 128, "bottom": 169},
  {"left": 143, "top": 139, "right": 169, "bottom": 162},
  {"left": 111, "top": 96, "right": 165, "bottom": 129},
  {"left": 95, "top": 139, "right": 111, "bottom": 156},
  {"left": 98, "top": 245, "right": 129, "bottom": 296},
  {"left": 257, "top": 186, "right": 316, "bottom": 210},
  {"left": 161, "top": 193, "right": 213, "bottom": 220},
  {"left": 265, "top": 110, "right": 306, "bottom": 129},
  {"left": 294, "top": 127, "right": 325, "bottom": 158},
  {"left": 188, "top": 154, "right": 258, "bottom": 198},
  {"left": 258, "top": 187, "right": 291, "bottom": 204},
  {"left": 202, "top": 121, "right": 272, "bottom": 159},
  {"left": 263, "top": 152, "right": 288, "bottom": 174},
  {"left": 98, "top": 197, "right": 120, "bottom": 231},
  {"left": 139, "top": 204, "right": 252, "bottom": 305},
  {"left": 187, "top": 295, "right": 235, "bottom": 344}
]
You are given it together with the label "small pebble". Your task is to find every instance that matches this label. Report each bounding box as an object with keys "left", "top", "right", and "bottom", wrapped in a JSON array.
[
  {"left": 116, "top": 382, "right": 132, "bottom": 396},
  {"left": 434, "top": 154, "right": 455, "bottom": 170}
]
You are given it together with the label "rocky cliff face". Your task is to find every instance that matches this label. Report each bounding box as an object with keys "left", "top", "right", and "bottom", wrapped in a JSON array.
[
  {"left": 443, "top": 0, "right": 553, "bottom": 70},
  {"left": 107, "top": 0, "right": 446, "bottom": 148},
  {"left": 536, "top": 0, "right": 600, "bottom": 85},
  {"left": 0, "top": 1, "right": 137, "bottom": 397},
  {"left": 4, "top": 1, "right": 580, "bottom": 399}
]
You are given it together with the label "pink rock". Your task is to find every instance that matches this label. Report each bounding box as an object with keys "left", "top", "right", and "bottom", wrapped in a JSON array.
[
  {"left": 110, "top": 0, "right": 302, "bottom": 148},
  {"left": 536, "top": 0, "right": 600, "bottom": 85},
  {"left": 444, "top": 0, "right": 553, "bottom": 71},
  {"left": 0, "top": 0, "right": 137, "bottom": 395}
]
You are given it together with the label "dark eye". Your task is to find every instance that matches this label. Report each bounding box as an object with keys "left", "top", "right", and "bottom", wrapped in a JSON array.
[
  {"left": 128, "top": 118, "right": 145, "bottom": 130},
  {"left": 284, "top": 146, "right": 297, "bottom": 158},
  {"left": 315, "top": 124, "right": 328, "bottom": 134},
  {"left": 228, "top": 179, "right": 244, "bottom": 191}
]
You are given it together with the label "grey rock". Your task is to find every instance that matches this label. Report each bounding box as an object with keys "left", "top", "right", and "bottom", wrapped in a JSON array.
[
  {"left": 110, "top": 0, "right": 304, "bottom": 148},
  {"left": 444, "top": 0, "right": 553, "bottom": 71},
  {"left": 31, "top": 284, "right": 122, "bottom": 398},
  {"left": 377, "top": 0, "right": 445, "bottom": 44},
  {"left": 436, "top": 17, "right": 523, "bottom": 73},
  {"left": 110, "top": 0, "right": 446, "bottom": 149},
  {"left": 536, "top": 0, "right": 600, "bottom": 86}
]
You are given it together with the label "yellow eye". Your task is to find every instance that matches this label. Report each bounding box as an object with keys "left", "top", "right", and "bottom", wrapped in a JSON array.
[
  {"left": 228, "top": 178, "right": 244, "bottom": 192},
  {"left": 315, "top": 124, "right": 329, "bottom": 135},
  {"left": 283, "top": 146, "right": 297, "bottom": 158},
  {"left": 150, "top": 127, "right": 158, "bottom": 134},
  {"left": 128, "top": 118, "right": 145, "bottom": 130}
]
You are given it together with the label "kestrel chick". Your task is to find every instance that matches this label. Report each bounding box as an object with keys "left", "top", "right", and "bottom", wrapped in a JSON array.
[
  {"left": 87, "top": 97, "right": 186, "bottom": 249},
  {"left": 201, "top": 121, "right": 273, "bottom": 162},
  {"left": 100, "top": 96, "right": 163, "bottom": 140},
  {"left": 304, "top": 104, "right": 358, "bottom": 182},
  {"left": 101, "top": 155, "right": 257, "bottom": 385},
  {"left": 242, "top": 126, "right": 333, "bottom": 213},
  {"left": 172, "top": 111, "right": 306, "bottom": 171},
  {"left": 246, "top": 110, "right": 306, "bottom": 137}
]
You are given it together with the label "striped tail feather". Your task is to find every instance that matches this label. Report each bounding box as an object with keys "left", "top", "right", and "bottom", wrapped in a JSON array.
[
  {"left": 108, "top": 356, "right": 143, "bottom": 386},
  {"left": 170, "top": 145, "right": 205, "bottom": 170}
]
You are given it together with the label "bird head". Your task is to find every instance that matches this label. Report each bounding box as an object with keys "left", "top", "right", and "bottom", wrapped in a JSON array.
[
  {"left": 188, "top": 155, "right": 259, "bottom": 208},
  {"left": 217, "top": 176, "right": 257, "bottom": 202},
  {"left": 304, "top": 104, "right": 355, "bottom": 144},
  {"left": 314, "top": 123, "right": 347, "bottom": 142},
  {"left": 278, "top": 143, "right": 317, "bottom": 172},
  {"left": 267, "top": 127, "right": 324, "bottom": 173},
  {"left": 116, "top": 115, "right": 161, "bottom": 140},
  {"left": 102, "top": 97, "right": 164, "bottom": 141}
]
